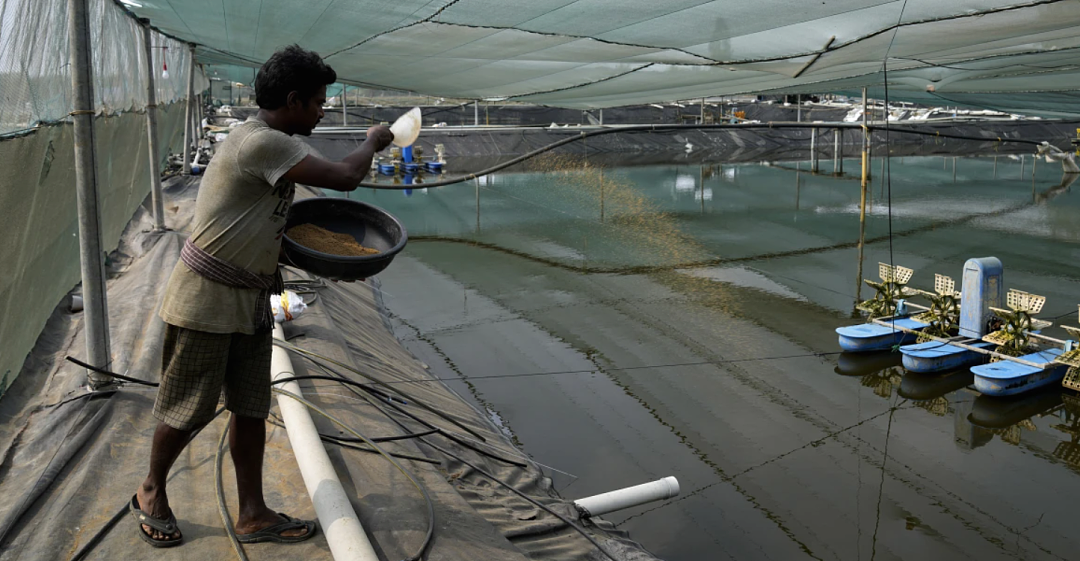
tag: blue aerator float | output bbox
[375,143,445,179]
[837,258,1079,396]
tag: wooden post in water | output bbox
[700,165,705,213]
[857,89,868,310]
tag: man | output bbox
[131,44,394,547]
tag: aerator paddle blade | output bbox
[1007,289,1046,314]
[878,263,914,284]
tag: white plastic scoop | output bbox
[389,107,421,147]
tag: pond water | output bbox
[342,154,1080,561]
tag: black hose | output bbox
[272,342,489,442]
[265,414,441,465]
[274,373,528,468]
[300,363,529,469]
[314,370,619,561]
[65,356,159,387]
[374,393,530,469]
[354,121,1046,190]
[215,415,250,561]
[296,354,622,561]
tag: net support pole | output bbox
[474,100,479,126]
[67,0,112,388]
[810,128,818,172]
[797,94,801,122]
[834,128,842,175]
[182,45,195,175]
[861,88,868,188]
[140,22,166,230]
[342,85,348,127]
[700,97,705,123]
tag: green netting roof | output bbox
[124,0,1080,111]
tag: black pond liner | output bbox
[283,198,408,281]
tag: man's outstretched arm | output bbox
[283,126,394,191]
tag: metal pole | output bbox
[474,100,479,126]
[1020,155,1025,179]
[182,44,195,175]
[342,85,347,127]
[140,22,165,230]
[810,128,818,172]
[834,128,842,175]
[475,177,480,232]
[599,109,603,126]
[68,0,111,387]
[194,93,202,143]
[700,97,705,123]
[952,157,957,182]
[796,94,801,122]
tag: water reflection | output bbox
[898,369,973,402]
[836,351,1080,463]
[834,351,902,376]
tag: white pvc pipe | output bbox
[573,476,680,517]
[272,324,379,561]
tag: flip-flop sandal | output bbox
[236,512,317,544]
[129,494,184,548]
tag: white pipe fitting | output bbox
[272,324,379,561]
[573,476,680,517]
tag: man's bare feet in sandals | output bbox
[236,508,316,543]
[131,484,182,547]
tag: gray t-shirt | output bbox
[160,118,307,334]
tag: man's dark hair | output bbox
[255,45,336,110]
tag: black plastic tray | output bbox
[282,198,407,281]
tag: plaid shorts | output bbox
[153,324,272,430]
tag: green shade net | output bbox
[119,0,1080,115]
